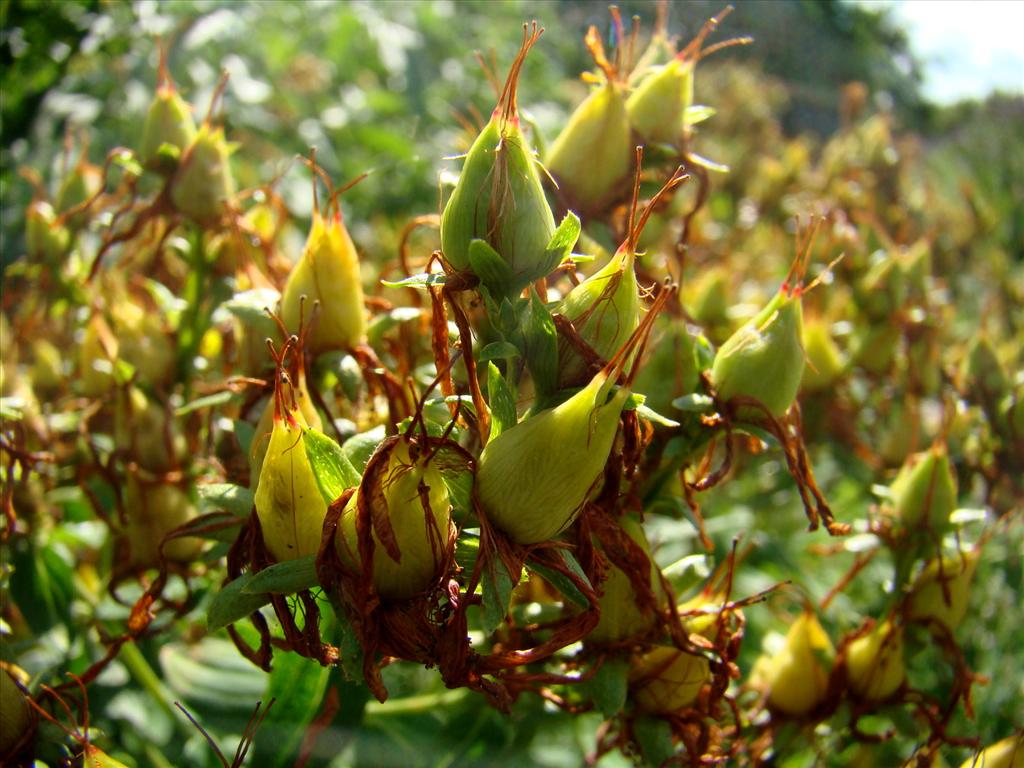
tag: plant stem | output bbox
[119,639,194,741]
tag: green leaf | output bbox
[222,288,281,325]
[380,272,448,289]
[207,574,271,633]
[175,390,235,416]
[684,104,716,126]
[9,539,74,634]
[481,556,516,635]
[468,238,514,296]
[633,716,676,767]
[243,555,319,595]
[252,649,333,768]
[585,657,629,719]
[671,393,715,412]
[304,427,361,504]
[478,341,520,362]
[112,148,144,177]
[486,362,517,441]
[527,549,593,609]
[687,151,730,173]
[542,211,581,275]
[636,403,680,428]
[522,289,558,397]
[197,483,254,517]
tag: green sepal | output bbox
[304,427,362,504]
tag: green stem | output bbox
[119,640,194,741]
[364,688,468,716]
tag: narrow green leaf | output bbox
[175,390,235,416]
[542,211,581,274]
[468,238,514,295]
[671,393,715,412]
[207,574,271,633]
[636,403,680,428]
[478,341,520,362]
[197,483,254,517]
[687,151,730,173]
[243,555,319,595]
[486,362,517,441]
[304,427,361,504]
[522,289,558,397]
[633,716,676,767]
[381,272,448,289]
[481,557,516,635]
[586,657,630,718]
[684,104,716,126]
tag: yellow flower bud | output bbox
[629,646,710,714]
[280,212,367,353]
[958,733,1024,768]
[759,612,835,717]
[335,438,452,600]
[907,550,978,632]
[844,619,905,702]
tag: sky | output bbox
[854,0,1024,103]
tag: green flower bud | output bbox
[113,300,176,387]
[26,200,70,262]
[171,123,235,223]
[115,386,184,473]
[556,161,684,388]
[335,437,453,600]
[629,645,710,714]
[758,611,835,717]
[280,211,367,353]
[78,315,117,398]
[801,316,846,393]
[684,266,730,329]
[124,476,203,568]
[907,550,978,632]
[891,444,957,532]
[140,57,196,173]
[856,255,905,321]
[30,338,64,395]
[477,368,630,544]
[546,26,632,215]
[627,56,693,145]
[589,516,663,644]
[844,619,905,702]
[254,404,327,562]
[711,287,804,419]
[851,323,900,375]
[961,337,1009,400]
[440,24,556,291]
[56,158,102,230]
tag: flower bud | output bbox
[627,57,694,146]
[546,26,631,215]
[961,337,1009,400]
[140,61,197,174]
[113,300,176,387]
[476,367,630,544]
[957,733,1024,768]
[844,619,905,702]
[30,338,64,395]
[250,366,322,487]
[891,444,957,532]
[0,667,32,757]
[851,324,900,375]
[170,124,235,223]
[254,403,327,562]
[589,516,663,644]
[801,316,845,393]
[758,611,835,717]
[78,315,118,398]
[711,286,804,419]
[440,24,556,291]
[856,255,905,322]
[280,211,367,354]
[907,550,978,632]
[115,386,184,473]
[26,200,70,263]
[56,158,102,231]
[124,476,203,568]
[629,646,710,714]
[335,437,453,600]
